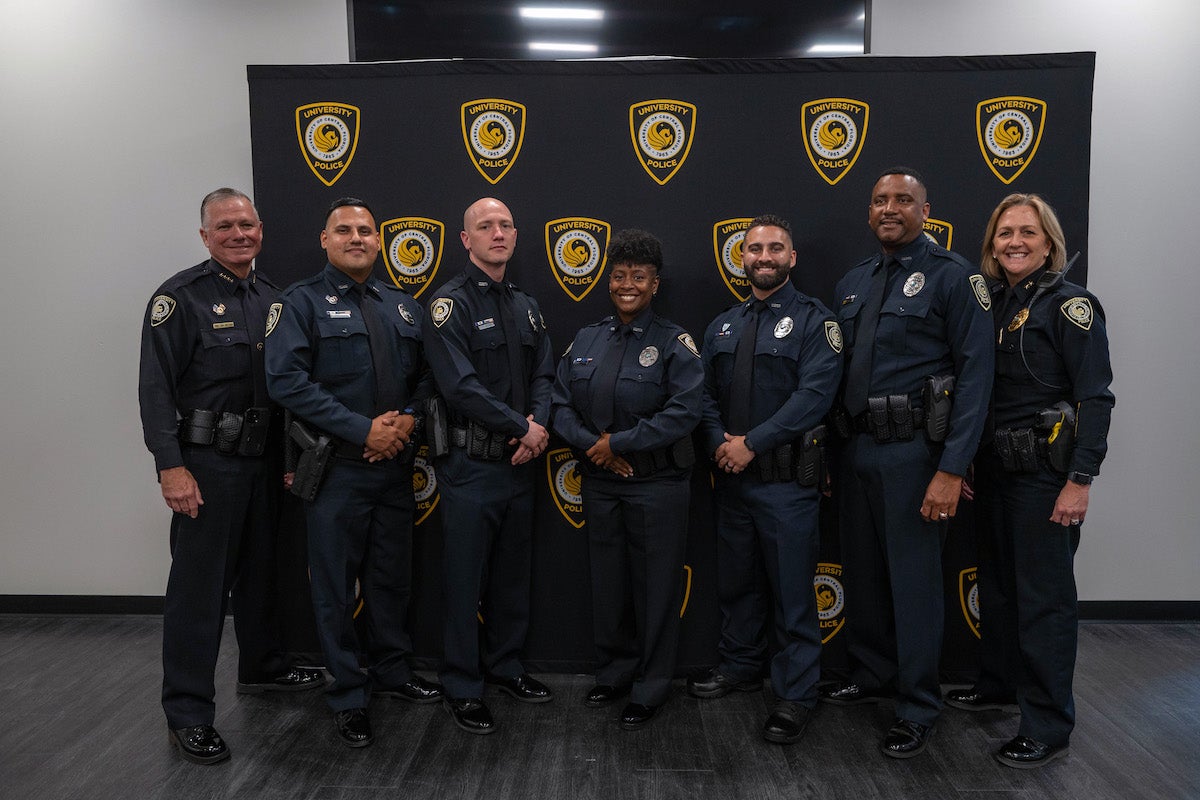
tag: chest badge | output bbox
[212,303,226,315]
[903,272,926,297]
[1007,308,1029,332]
[326,295,339,305]
[398,304,415,325]
[639,345,659,367]
[773,316,794,338]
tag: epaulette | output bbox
[156,261,212,293]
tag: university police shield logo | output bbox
[412,445,439,526]
[713,218,753,301]
[461,98,526,184]
[545,217,611,302]
[815,562,846,643]
[629,100,697,186]
[381,217,444,299]
[958,566,981,639]
[977,96,1047,184]
[295,102,360,187]
[801,98,869,186]
[547,448,585,529]
[923,217,954,249]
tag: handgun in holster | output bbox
[1037,400,1077,473]
[288,418,333,502]
[796,425,828,488]
[922,375,955,443]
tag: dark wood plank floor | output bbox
[1,616,1196,799]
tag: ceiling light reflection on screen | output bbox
[528,41,600,53]
[519,7,604,21]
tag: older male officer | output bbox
[688,215,842,745]
[820,167,993,759]
[422,197,555,735]
[139,188,323,765]
[266,198,441,749]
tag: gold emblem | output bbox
[212,303,226,316]
[922,218,954,250]
[295,102,360,187]
[547,448,585,529]
[629,99,697,185]
[825,320,843,353]
[265,302,282,337]
[976,96,1047,184]
[545,217,611,301]
[903,272,926,297]
[800,98,869,186]
[1007,307,1029,332]
[381,217,444,299]
[431,297,453,328]
[677,332,700,358]
[1061,297,1093,330]
[413,445,440,526]
[149,295,176,327]
[958,566,981,639]
[461,98,526,184]
[815,562,846,643]
[969,274,992,311]
[712,218,753,301]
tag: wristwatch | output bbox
[1066,471,1093,485]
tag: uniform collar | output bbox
[208,259,251,295]
[606,306,655,339]
[742,280,796,317]
[322,262,379,298]
[1009,265,1049,306]
[875,235,929,274]
[465,263,515,295]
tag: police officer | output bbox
[422,197,555,735]
[821,168,994,758]
[265,198,441,749]
[550,229,703,729]
[139,188,323,765]
[948,193,1113,768]
[687,215,842,745]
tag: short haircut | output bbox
[747,214,793,242]
[325,197,373,226]
[876,165,927,190]
[200,188,255,227]
[607,228,663,272]
[979,193,1068,280]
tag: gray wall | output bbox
[0,1,1193,601]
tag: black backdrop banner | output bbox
[249,53,1095,678]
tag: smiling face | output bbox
[321,205,380,281]
[868,173,929,252]
[992,204,1051,286]
[741,224,795,297]
[608,261,659,324]
[460,197,517,275]
[199,196,262,276]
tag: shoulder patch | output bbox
[1061,297,1093,330]
[677,332,700,358]
[824,320,843,354]
[150,295,176,327]
[431,297,453,328]
[265,303,282,337]
[969,274,992,311]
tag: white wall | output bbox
[1,1,1194,601]
[872,0,1200,599]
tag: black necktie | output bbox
[496,285,528,415]
[355,282,402,412]
[590,324,630,432]
[728,301,765,435]
[844,257,892,416]
[238,280,267,408]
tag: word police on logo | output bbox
[629,100,697,185]
[545,217,611,302]
[712,218,753,301]
[976,96,1047,184]
[295,102,360,186]
[801,98,869,186]
[546,448,585,529]
[381,216,444,299]
[461,98,527,184]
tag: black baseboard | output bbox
[1,596,1197,622]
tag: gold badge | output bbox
[413,445,440,526]
[629,99,697,185]
[825,320,843,354]
[545,217,611,302]
[922,218,954,250]
[1061,297,1093,330]
[969,274,992,311]
[547,448,585,529]
[677,332,700,358]
[976,95,1047,185]
[712,218,753,301]
[1007,307,1029,332]
[149,295,176,327]
[431,297,453,328]
[800,98,869,186]
[903,272,926,297]
[815,562,846,643]
[381,217,444,299]
[265,302,282,337]
[958,566,981,639]
[461,98,526,184]
[295,102,360,187]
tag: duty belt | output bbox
[851,395,925,443]
[450,421,512,462]
[623,436,695,478]
[178,407,270,457]
[992,428,1046,473]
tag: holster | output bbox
[288,419,333,501]
[826,403,852,440]
[922,375,955,443]
[236,406,271,457]
[1037,400,1077,473]
[796,425,828,488]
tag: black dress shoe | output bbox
[236,666,325,694]
[487,673,553,703]
[995,735,1069,769]
[444,697,496,735]
[333,708,373,748]
[686,668,762,699]
[880,718,934,758]
[585,684,632,707]
[620,702,658,730]
[168,724,230,765]
[762,701,811,745]
[374,675,444,704]
[944,687,1016,711]
[818,681,889,706]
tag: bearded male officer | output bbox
[139,188,323,765]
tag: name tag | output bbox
[327,310,352,319]
[212,321,234,329]
[475,317,496,330]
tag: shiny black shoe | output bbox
[762,701,811,745]
[374,675,444,704]
[686,668,762,699]
[444,697,496,735]
[487,673,553,704]
[995,735,1069,769]
[333,708,373,748]
[944,687,1017,711]
[585,684,631,707]
[818,681,889,706]
[620,702,658,730]
[167,724,230,765]
[236,666,325,694]
[880,718,934,759]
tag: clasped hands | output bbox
[363,410,416,462]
